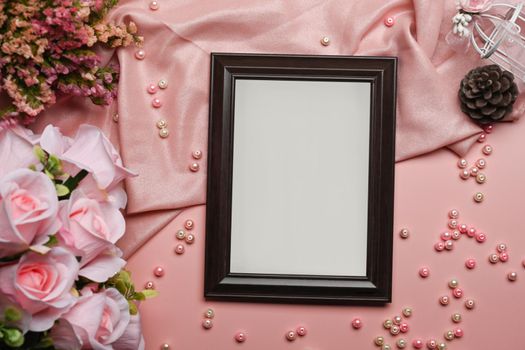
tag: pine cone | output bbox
[459,64,519,124]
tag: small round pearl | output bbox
[452,313,462,323]
[444,330,455,341]
[185,233,195,244]
[426,339,437,349]
[174,244,185,255]
[454,328,464,338]
[235,332,246,343]
[156,119,167,129]
[448,220,458,229]
[477,133,486,143]
[467,227,476,238]
[419,267,430,278]
[469,167,479,176]
[390,325,400,335]
[444,240,454,250]
[457,224,467,234]
[384,16,395,27]
[459,170,470,179]
[441,232,451,241]
[448,279,459,289]
[499,252,509,262]
[192,150,203,159]
[205,308,215,319]
[383,319,393,329]
[476,173,486,184]
[351,318,363,329]
[296,326,307,336]
[320,36,330,46]
[285,331,296,341]
[465,258,476,269]
[402,307,412,318]
[393,316,402,325]
[465,299,475,309]
[475,232,486,243]
[473,192,484,203]
[399,228,410,239]
[158,79,168,89]
[189,163,200,172]
[451,230,461,240]
[437,342,447,350]
[434,242,445,252]
[508,271,518,281]
[161,344,170,350]
[184,219,194,230]
[482,145,493,155]
[448,209,459,219]
[147,83,158,94]
[452,288,463,298]
[176,229,186,240]
[497,243,507,253]
[383,345,392,350]
[396,338,407,349]
[135,49,146,60]
[476,158,486,169]
[152,98,162,108]
[413,339,424,349]
[483,124,494,133]
[489,253,499,264]
[149,1,159,10]
[159,128,169,138]
[202,319,213,329]
[145,281,155,289]
[457,159,468,169]
[113,113,119,122]
[439,295,450,306]
[399,323,409,333]
[154,266,164,277]
[375,336,385,346]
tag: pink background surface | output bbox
[127,118,525,350]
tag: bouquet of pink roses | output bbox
[0,120,151,349]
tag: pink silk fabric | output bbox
[28,0,524,257]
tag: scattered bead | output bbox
[202,319,213,329]
[113,113,119,122]
[174,244,185,255]
[451,230,461,240]
[474,192,484,203]
[499,252,509,262]
[384,319,393,329]
[465,299,475,309]
[296,326,307,336]
[161,344,170,350]
[459,224,468,234]
[426,339,437,349]
[452,288,463,298]
[467,227,476,237]
[444,330,455,341]
[351,318,363,329]
[152,98,162,108]
[383,345,392,350]
[158,79,168,89]
[460,170,470,179]
[375,336,385,346]
[419,267,430,278]
[384,16,395,27]
[189,163,200,172]
[396,339,407,349]
[192,150,203,160]
[449,209,459,219]
[489,254,499,264]
[156,119,167,129]
[448,220,458,229]
[439,295,450,306]
[149,0,159,10]
[482,145,493,155]
[465,258,476,269]
[476,158,486,169]
[176,229,186,240]
[390,325,400,335]
[235,332,246,343]
[452,313,462,323]
[285,331,296,341]
[402,307,413,318]
[454,328,464,338]
[185,233,195,244]
[476,173,486,184]
[441,232,451,241]
[145,281,155,289]
[159,128,169,138]
[154,266,164,277]
[205,308,215,319]
[497,243,507,253]
[475,232,486,243]
[483,124,494,133]
[444,240,454,250]
[147,83,158,94]
[457,159,468,169]
[412,339,424,349]
[184,219,194,230]
[320,36,330,46]
[437,343,447,350]
[135,49,146,60]
[393,316,402,325]
[448,279,459,289]
[508,271,518,281]
[399,323,409,333]
[469,167,479,176]
[477,133,486,143]
[399,228,410,239]
[434,242,445,252]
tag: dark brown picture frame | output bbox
[205,53,397,305]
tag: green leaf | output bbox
[128,301,138,315]
[2,328,24,347]
[4,307,22,322]
[133,292,146,301]
[47,155,63,175]
[44,235,58,248]
[55,184,70,197]
[33,146,48,164]
[140,289,158,299]
[44,169,54,180]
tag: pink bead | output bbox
[135,49,146,60]
[448,220,458,229]
[439,295,450,306]
[476,158,486,169]
[457,159,468,169]
[434,242,445,252]
[449,209,460,219]
[147,83,157,94]
[185,233,195,244]
[465,258,476,269]
[426,339,437,349]
[484,124,494,133]
[202,319,213,329]
[399,323,409,333]
[145,281,155,289]
[285,331,296,341]
[482,145,493,155]
[149,0,159,10]
[454,328,464,338]
[470,167,479,176]
[467,227,476,237]
[384,16,395,27]
[189,163,200,172]
[413,339,424,349]
[152,98,162,108]
[419,267,430,278]
[174,244,185,255]
[296,326,307,336]
[497,243,507,253]
[154,266,164,277]
[235,332,246,343]
[459,224,468,234]
[192,150,203,159]
[460,170,470,179]
[444,240,454,250]
[351,318,362,329]
[451,230,461,240]
[441,232,451,241]
[184,219,194,230]
[477,133,486,143]
[453,287,463,298]
[475,232,486,243]
[500,252,509,262]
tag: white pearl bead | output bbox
[149,1,159,10]
[176,230,186,240]
[161,343,170,350]
[158,79,168,89]
[399,228,409,239]
[321,36,330,46]
[159,128,169,138]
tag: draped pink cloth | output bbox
[28,0,524,257]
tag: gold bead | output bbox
[205,308,215,319]
[444,330,455,341]
[383,319,393,329]
[375,336,385,346]
[474,192,484,203]
[175,230,186,240]
[476,173,486,184]
[321,36,330,46]
[161,344,170,350]
[451,313,462,323]
[156,119,167,129]
[159,128,169,138]
[402,307,412,317]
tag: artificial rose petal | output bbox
[79,252,126,282]
[0,125,38,179]
[49,318,83,350]
[113,315,145,350]
[39,125,73,157]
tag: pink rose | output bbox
[57,288,131,350]
[460,0,492,13]
[61,125,136,190]
[58,190,125,282]
[39,125,73,158]
[0,125,38,179]
[0,169,60,257]
[0,248,79,331]
[113,314,145,350]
